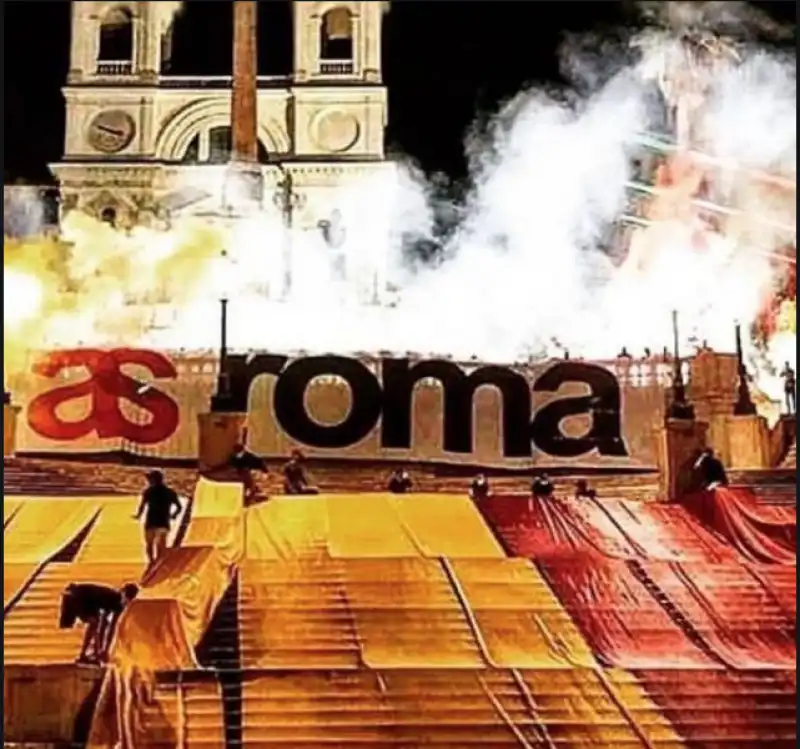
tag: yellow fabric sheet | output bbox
[519,669,660,748]
[4,562,143,665]
[239,559,361,670]
[346,557,487,668]
[241,671,530,745]
[111,546,231,671]
[239,558,486,669]
[448,558,597,669]
[183,478,245,565]
[87,672,225,749]
[606,669,689,748]
[73,497,144,564]
[111,599,197,672]
[3,563,35,611]
[191,477,244,517]
[4,498,100,562]
[394,494,506,559]
[4,498,22,527]
[3,499,101,610]
[245,493,506,560]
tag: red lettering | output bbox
[27,348,180,445]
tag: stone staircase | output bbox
[238,668,653,748]
[627,669,797,749]
[3,458,199,497]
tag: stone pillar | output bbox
[724,414,770,470]
[197,412,247,472]
[232,1,258,164]
[227,1,263,206]
[657,418,708,502]
[4,401,21,459]
[689,351,738,462]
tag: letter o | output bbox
[273,356,382,448]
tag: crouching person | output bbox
[60,582,139,665]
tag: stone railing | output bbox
[95,60,133,76]
[319,60,355,76]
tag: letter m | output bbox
[381,358,531,457]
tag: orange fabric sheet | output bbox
[683,488,796,565]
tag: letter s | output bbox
[94,348,180,444]
[27,348,180,445]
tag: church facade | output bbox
[51,1,392,229]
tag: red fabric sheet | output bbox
[644,561,796,669]
[599,499,738,563]
[479,494,636,559]
[633,669,797,748]
[682,488,796,565]
[538,554,714,668]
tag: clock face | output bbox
[87,110,136,154]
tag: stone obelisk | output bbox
[227,0,263,205]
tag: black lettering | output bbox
[274,356,382,448]
[531,361,627,458]
[381,358,531,456]
[223,353,288,412]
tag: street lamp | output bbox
[733,321,757,416]
[272,164,306,298]
[667,310,696,420]
[210,250,235,412]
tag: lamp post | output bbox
[211,251,234,412]
[733,321,757,416]
[667,310,695,420]
[272,164,305,298]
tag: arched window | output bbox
[181,134,200,163]
[100,207,118,227]
[320,8,353,61]
[98,6,134,62]
[181,127,269,164]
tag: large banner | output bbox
[8,348,671,469]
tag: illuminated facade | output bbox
[51,1,391,229]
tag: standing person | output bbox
[694,448,729,490]
[469,473,491,502]
[59,582,139,665]
[133,470,182,566]
[282,450,319,495]
[781,362,796,415]
[387,467,413,494]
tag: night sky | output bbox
[3,1,795,184]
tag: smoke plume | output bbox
[3,1,796,399]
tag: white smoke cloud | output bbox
[4,2,796,398]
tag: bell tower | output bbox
[293,1,386,84]
[290,1,388,160]
[66,1,179,85]
[52,1,392,232]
